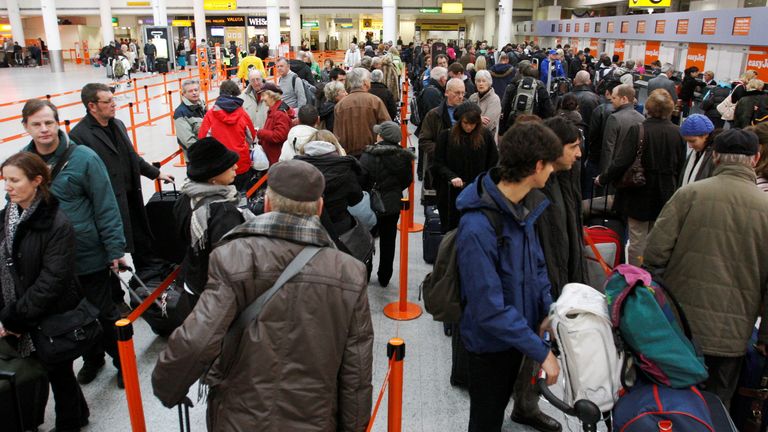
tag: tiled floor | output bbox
[0,64,603,432]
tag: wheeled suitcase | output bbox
[583,226,622,291]
[117,265,191,337]
[0,340,49,432]
[155,57,169,73]
[730,327,768,432]
[422,205,443,264]
[145,180,185,264]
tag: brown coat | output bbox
[152,213,373,432]
[334,89,391,156]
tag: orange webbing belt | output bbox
[583,227,613,276]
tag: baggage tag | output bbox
[160,291,169,318]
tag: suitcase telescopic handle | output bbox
[537,370,602,432]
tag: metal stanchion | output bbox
[167,90,176,136]
[143,85,154,125]
[397,74,423,233]
[116,319,147,432]
[162,73,169,105]
[133,78,141,113]
[383,198,422,321]
[128,102,143,155]
[387,338,406,432]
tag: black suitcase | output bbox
[117,265,191,337]
[145,181,185,264]
[155,58,169,73]
[450,323,470,388]
[0,340,49,432]
[422,205,443,264]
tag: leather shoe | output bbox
[117,371,125,389]
[76,360,104,384]
[511,411,562,432]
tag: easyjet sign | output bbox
[685,43,707,70]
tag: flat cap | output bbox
[268,160,325,202]
[714,129,759,156]
[259,82,282,94]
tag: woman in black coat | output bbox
[597,89,686,266]
[360,122,416,287]
[680,67,705,118]
[174,138,244,301]
[432,102,499,232]
[0,152,88,431]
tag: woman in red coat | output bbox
[256,83,292,166]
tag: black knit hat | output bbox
[453,101,482,122]
[714,129,759,156]
[187,137,240,182]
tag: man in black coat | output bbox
[143,41,157,72]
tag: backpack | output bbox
[512,77,538,116]
[550,283,624,412]
[751,97,768,126]
[612,382,715,432]
[292,74,317,107]
[605,264,709,389]
[409,90,423,126]
[595,72,620,97]
[114,59,125,78]
[421,209,503,323]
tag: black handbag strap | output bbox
[636,123,645,157]
[50,143,76,181]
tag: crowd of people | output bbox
[1,35,768,432]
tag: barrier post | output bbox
[398,74,422,233]
[116,319,147,432]
[167,91,176,136]
[383,198,422,321]
[143,85,154,125]
[387,338,405,432]
[273,65,278,83]
[133,79,141,113]
[128,102,144,155]
[64,119,71,134]
[162,73,169,105]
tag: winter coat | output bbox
[468,89,501,136]
[333,89,391,156]
[257,102,292,166]
[368,82,398,120]
[571,85,600,139]
[647,74,679,103]
[23,133,125,275]
[587,103,614,164]
[240,85,269,129]
[644,164,768,357]
[381,56,401,104]
[418,101,454,187]
[236,55,266,80]
[680,75,704,103]
[279,125,317,162]
[198,95,256,175]
[294,153,364,235]
[600,118,686,221]
[420,79,446,119]
[432,127,499,231]
[734,91,768,129]
[344,49,361,68]
[490,63,516,99]
[536,167,587,299]
[679,146,715,187]
[539,58,565,83]
[700,85,731,125]
[0,197,80,333]
[69,114,159,253]
[319,101,337,132]
[456,169,553,363]
[174,96,207,154]
[173,194,244,295]
[599,103,645,173]
[152,212,373,431]
[289,59,316,85]
[359,141,415,215]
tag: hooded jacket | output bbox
[198,95,256,175]
[490,63,516,99]
[174,95,207,154]
[279,124,318,162]
[456,169,552,363]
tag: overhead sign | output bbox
[441,3,462,13]
[126,1,150,6]
[747,46,768,77]
[204,0,236,11]
[302,20,319,28]
[419,8,440,13]
[247,16,268,27]
[701,18,717,35]
[172,20,192,27]
[733,17,750,36]
[205,16,244,25]
[676,19,689,35]
[655,19,666,34]
[420,23,459,31]
[629,0,671,7]
[637,20,646,34]
[112,17,119,24]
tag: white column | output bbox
[99,0,115,46]
[289,0,301,52]
[484,0,496,46]
[152,0,168,26]
[6,0,25,47]
[382,0,397,45]
[497,0,512,49]
[266,0,281,56]
[41,0,64,72]
[193,0,207,44]
[318,15,328,50]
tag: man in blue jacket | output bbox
[21,99,128,388]
[456,121,562,432]
[540,49,566,88]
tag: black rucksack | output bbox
[752,97,768,126]
[513,77,539,116]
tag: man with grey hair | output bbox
[334,67,391,156]
[420,66,449,125]
[277,57,307,108]
[241,68,269,128]
[153,159,374,429]
[371,56,382,70]
[418,78,466,191]
[644,128,768,407]
[648,62,679,104]
[369,68,398,119]
[174,79,207,155]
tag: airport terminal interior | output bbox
[0,0,767,430]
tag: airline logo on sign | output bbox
[629,0,671,7]
[688,54,706,63]
[748,59,768,69]
[646,49,659,58]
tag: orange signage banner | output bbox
[637,20,646,34]
[614,40,625,62]
[701,18,717,35]
[733,17,751,36]
[571,38,580,49]
[655,20,666,34]
[677,19,689,35]
[645,41,661,66]
[584,22,591,32]
[686,43,707,70]
[607,22,615,33]
[575,23,580,32]
[747,46,768,77]
[590,38,599,52]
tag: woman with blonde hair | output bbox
[475,55,487,72]
[734,78,766,129]
[731,70,758,104]
[303,130,347,156]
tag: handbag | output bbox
[348,191,377,231]
[617,124,646,189]
[338,217,375,265]
[369,185,386,215]
[29,298,102,365]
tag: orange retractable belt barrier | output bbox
[365,338,407,432]
[383,198,422,321]
[398,70,422,234]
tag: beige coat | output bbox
[469,89,501,137]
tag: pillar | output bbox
[266,0,281,57]
[484,0,496,46]
[497,0,512,49]
[99,0,115,46]
[152,0,168,26]
[40,0,64,72]
[6,0,25,47]
[318,15,328,50]
[289,0,301,52]
[193,0,207,44]
[615,3,627,15]
[382,0,397,45]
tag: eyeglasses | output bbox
[96,99,115,105]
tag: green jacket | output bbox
[644,164,768,356]
[24,132,126,275]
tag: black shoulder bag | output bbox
[617,123,647,189]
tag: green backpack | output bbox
[114,59,125,78]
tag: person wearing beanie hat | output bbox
[174,137,244,300]
[644,126,768,408]
[433,100,499,232]
[361,121,417,286]
[680,114,718,187]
